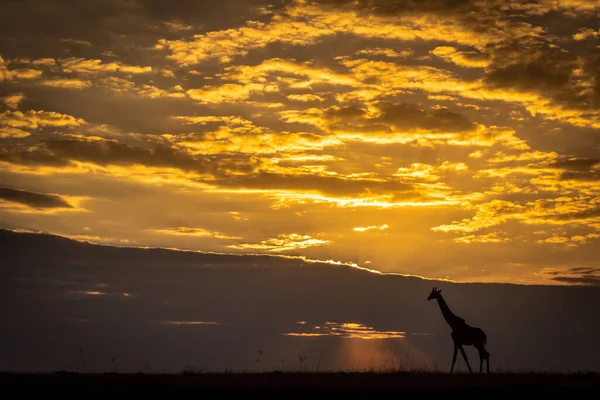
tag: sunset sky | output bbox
[1,0,599,285]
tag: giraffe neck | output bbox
[436,296,461,328]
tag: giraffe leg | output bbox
[476,346,486,373]
[450,345,458,373]
[458,345,472,373]
[486,354,490,373]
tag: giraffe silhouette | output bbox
[427,287,490,373]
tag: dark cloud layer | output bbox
[377,103,475,132]
[309,0,486,15]
[1,139,260,177]
[0,187,72,209]
[551,157,600,181]
[0,0,277,59]
[2,229,599,373]
[324,102,476,133]
[546,267,600,286]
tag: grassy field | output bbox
[1,371,599,394]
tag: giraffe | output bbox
[427,287,490,373]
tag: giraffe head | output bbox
[427,287,442,301]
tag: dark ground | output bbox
[1,371,599,394]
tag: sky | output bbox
[1,0,600,286]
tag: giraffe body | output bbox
[427,287,490,373]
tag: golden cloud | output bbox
[287,93,325,102]
[573,28,599,41]
[187,83,264,103]
[41,78,92,89]
[0,61,43,81]
[453,232,511,244]
[0,110,85,129]
[2,93,25,109]
[60,57,152,75]
[0,127,30,139]
[356,48,414,58]
[220,58,359,89]
[228,233,330,252]
[353,224,389,232]
[394,161,468,182]
[430,46,490,68]
[282,321,405,340]
[155,2,526,67]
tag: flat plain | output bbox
[1,371,599,394]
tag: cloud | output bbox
[431,200,524,233]
[220,58,359,88]
[1,56,42,81]
[40,78,92,89]
[59,58,152,75]
[0,187,73,209]
[187,83,262,103]
[544,267,600,286]
[159,320,220,326]
[150,227,242,240]
[1,0,599,290]
[206,172,415,198]
[484,50,585,107]
[287,93,325,102]
[356,48,414,58]
[537,233,600,247]
[0,145,68,167]
[60,38,93,46]
[431,46,490,68]
[375,103,476,132]
[155,1,510,67]
[1,93,24,109]
[393,161,468,182]
[0,110,85,129]
[228,233,330,252]
[0,127,30,139]
[40,138,239,175]
[353,224,389,232]
[453,232,511,244]
[573,28,599,41]
[281,321,406,339]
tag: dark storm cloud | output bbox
[0,187,72,209]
